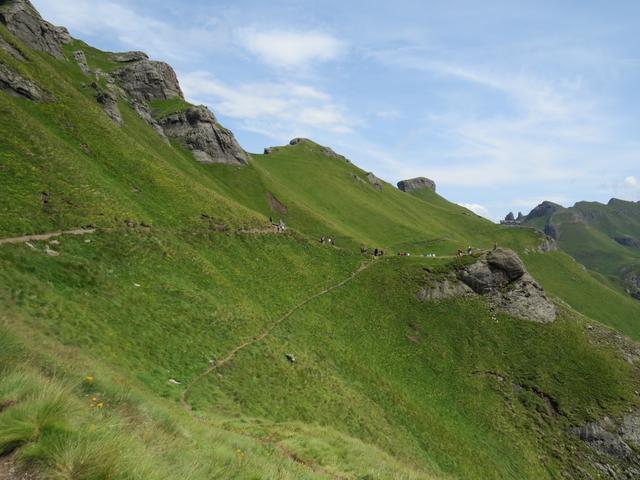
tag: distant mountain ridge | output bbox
[504,198,640,299]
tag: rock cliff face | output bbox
[397,177,436,193]
[113,57,183,102]
[572,413,640,479]
[417,248,556,323]
[0,62,52,101]
[159,106,249,165]
[0,0,249,164]
[0,0,70,58]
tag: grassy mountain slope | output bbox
[2,13,640,480]
[521,199,640,298]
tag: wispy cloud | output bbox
[180,71,357,140]
[457,203,490,219]
[34,0,225,61]
[237,28,345,68]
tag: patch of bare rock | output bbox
[417,247,557,323]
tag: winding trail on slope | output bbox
[180,258,377,411]
[0,228,97,245]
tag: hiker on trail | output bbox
[467,246,472,255]
[457,249,463,257]
[374,248,379,256]
[320,236,325,244]
[269,216,273,224]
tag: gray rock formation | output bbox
[526,201,564,220]
[418,248,556,323]
[0,34,25,59]
[0,0,70,58]
[109,51,149,63]
[505,212,515,222]
[572,413,640,478]
[0,63,52,101]
[397,177,436,193]
[129,100,167,140]
[417,279,474,302]
[615,236,639,248]
[159,106,249,165]
[366,172,383,190]
[73,50,91,75]
[95,88,122,126]
[114,59,183,102]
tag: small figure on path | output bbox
[285,353,296,363]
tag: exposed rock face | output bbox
[73,50,91,75]
[397,177,436,193]
[95,89,122,126]
[418,248,556,323]
[0,0,70,58]
[0,62,52,101]
[417,279,474,301]
[114,59,183,102]
[130,100,167,140]
[0,34,25,59]
[526,201,564,220]
[505,212,515,222]
[537,236,558,253]
[109,51,149,63]
[615,236,639,248]
[159,106,249,165]
[572,413,640,478]
[366,172,383,190]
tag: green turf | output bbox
[2,20,640,480]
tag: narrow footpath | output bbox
[180,258,376,411]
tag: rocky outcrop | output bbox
[0,34,25,60]
[572,413,640,479]
[525,201,564,220]
[418,248,556,323]
[73,50,90,75]
[397,177,436,193]
[615,236,639,248]
[0,0,70,58]
[129,100,167,140]
[95,89,122,126]
[109,51,149,63]
[366,172,383,190]
[0,62,52,101]
[114,59,183,102]
[159,106,249,165]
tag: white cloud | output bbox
[623,175,638,187]
[180,71,357,139]
[237,28,345,68]
[34,0,225,61]
[457,203,490,219]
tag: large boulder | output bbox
[114,59,183,102]
[0,0,70,58]
[159,106,249,165]
[487,247,526,281]
[419,248,556,323]
[397,177,436,193]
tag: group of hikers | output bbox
[360,246,385,256]
[457,246,474,257]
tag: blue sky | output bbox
[34,0,640,220]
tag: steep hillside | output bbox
[515,199,640,300]
[3,2,640,479]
